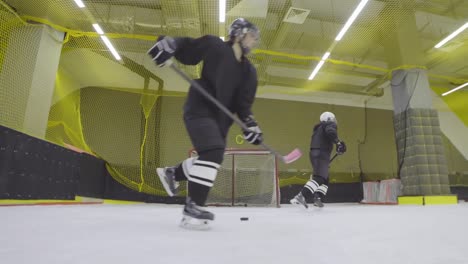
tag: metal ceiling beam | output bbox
[261,75,378,96]
[86,0,162,10]
[250,56,383,79]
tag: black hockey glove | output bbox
[147,36,177,67]
[336,141,347,155]
[242,116,263,145]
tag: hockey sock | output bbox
[187,148,224,206]
[312,175,328,186]
[174,157,197,181]
[301,179,319,199]
[174,165,186,181]
[301,174,328,199]
[188,181,211,206]
[315,184,328,198]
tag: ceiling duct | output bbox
[283,7,310,24]
[89,3,165,34]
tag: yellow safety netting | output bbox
[1,0,466,195]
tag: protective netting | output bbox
[0,0,467,196]
[0,6,38,132]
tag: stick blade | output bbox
[282,148,302,164]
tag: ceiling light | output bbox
[219,0,226,23]
[335,0,369,41]
[100,36,121,61]
[321,52,330,60]
[92,24,104,35]
[434,22,468,49]
[308,60,326,80]
[73,0,85,8]
[442,82,468,96]
[308,52,331,80]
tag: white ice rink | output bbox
[1,202,467,264]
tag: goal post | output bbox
[189,148,280,207]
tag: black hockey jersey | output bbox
[173,35,257,127]
[310,121,339,159]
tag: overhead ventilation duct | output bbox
[227,0,268,19]
[283,7,310,24]
[88,3,165,34]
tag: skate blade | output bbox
[290,198,308,209]
[313,203,324,208]
[180,216,212,231]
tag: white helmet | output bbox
[320,111,336,123]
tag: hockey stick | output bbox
[327,153,340,169]
[167,60,302,164]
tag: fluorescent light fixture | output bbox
[92,24,104,35]
[73,0,85,8]
[442,82,468,96]
[335,0,369,41]
[100,36,121,61]
[321,52,331,60]
[434,22,468,49]
[308,52,331,80]
[308,60,325,80]
[220,36,225,41]
[219,0,226,23]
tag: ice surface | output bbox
[1,202,467,264]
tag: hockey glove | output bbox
[336,141,347,155]
[147,36,177,67]
[242,116,263,145]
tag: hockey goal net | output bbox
[189,148,280,207]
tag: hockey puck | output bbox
[240,217,249,221]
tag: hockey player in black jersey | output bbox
[290,112,346,208]
[147,18,262,229]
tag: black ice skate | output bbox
[313,195,324,208]
[290,192,308,209]
[156,167,179,197]
[180,198,215,230]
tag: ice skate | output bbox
[156,167,180,197]
[290,192,308,209]
[179,198,214,230]
[313,196,324,208]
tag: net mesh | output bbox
[362,179,402,204]
[194,150,279,207]
[0,0,467,196]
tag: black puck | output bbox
[240,217,249,221]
